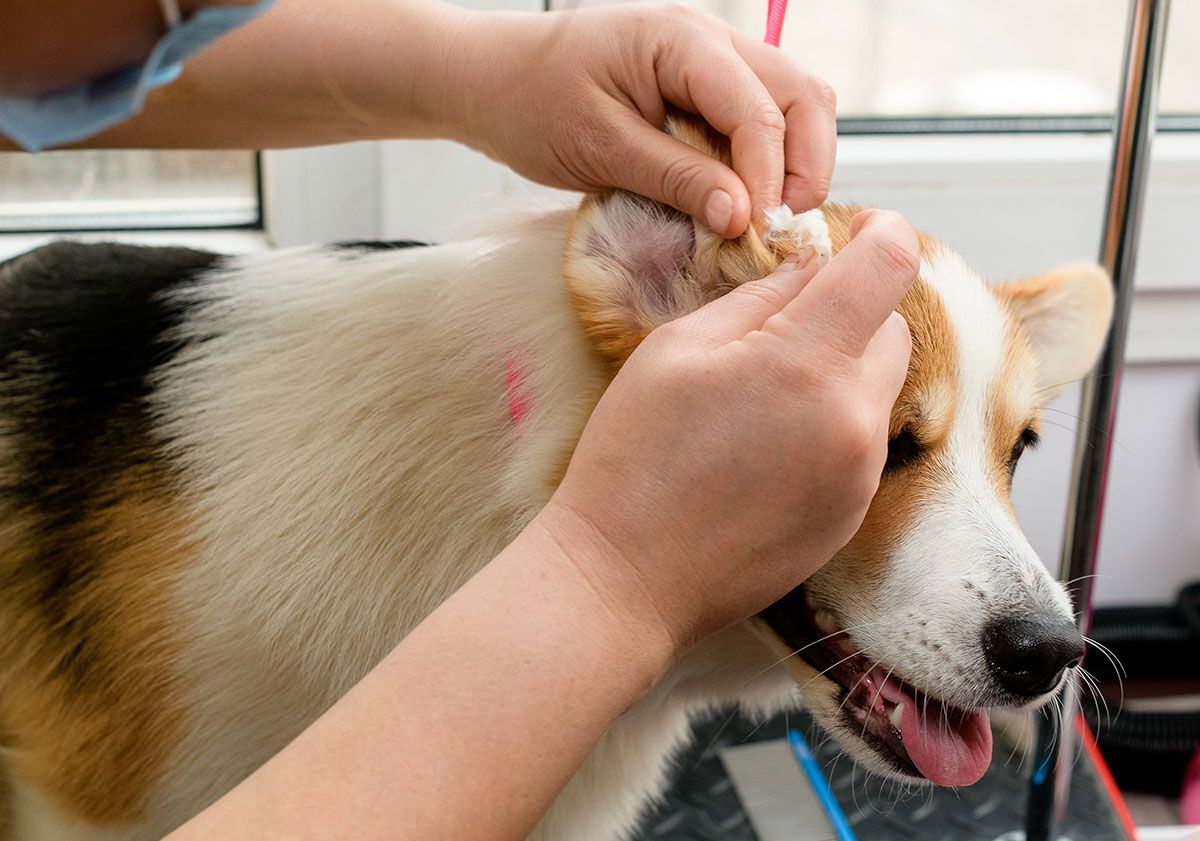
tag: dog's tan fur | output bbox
[0,466,188,831]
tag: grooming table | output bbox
[632,710,1135,841]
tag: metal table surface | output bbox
[633,710,1132,841]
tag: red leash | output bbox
[764,0,788,46]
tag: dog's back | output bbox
[0,214,613,839]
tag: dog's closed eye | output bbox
[885,427,922,472]
[1007,427,1039,477]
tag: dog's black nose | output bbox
[983,614,1085,697]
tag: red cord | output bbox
[1078,714,1140,840]
[764,0,788,46]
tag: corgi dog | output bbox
[0,118,1112,841]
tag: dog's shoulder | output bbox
[1,240,222,315]
[0,240,225,476]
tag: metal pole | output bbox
[1024,1,1172,839]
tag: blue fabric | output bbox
[0,0,275,152]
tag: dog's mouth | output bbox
[761,587,993,787]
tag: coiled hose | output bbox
[1085,582,1200,791]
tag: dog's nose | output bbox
[983,614,1085,697]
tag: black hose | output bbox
[1084,582,1200,755]
[1085,709,1200,753]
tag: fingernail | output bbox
[705,189,733,234]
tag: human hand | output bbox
[537,210,919,652]
[443,4,836,238]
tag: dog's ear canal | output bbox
[995,263,1115,402]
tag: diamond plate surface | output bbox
[631,710,1131,841]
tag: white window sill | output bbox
[0,228,271,263]
[0,197,258,233]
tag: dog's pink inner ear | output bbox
[581,196,695,318]
[586,225,693,311]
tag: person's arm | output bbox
[168,511,674,841]
[26,0,470,150]
[0,0,837,236]
[0,0,259,97]
[164,209,919,841]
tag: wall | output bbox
[1016,368,1200,606]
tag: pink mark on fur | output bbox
[505,356,532,427]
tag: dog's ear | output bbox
[563,114,830,367]
[994,264,1114,401]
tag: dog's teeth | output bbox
[815,610,836,634]
[889,703,905,730]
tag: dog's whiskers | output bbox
[739,714,771,744]
[1039,403,1132,455]
[859,665,895,743]
[1063,573,1107,589]
[791,647,872,697]
[1078,667,1113,728]
[833,658,884,721]
[1082,634,1127,679]
[735,621,873,693]
[692,622,875,768]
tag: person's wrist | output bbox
[423,8,540,153]
[377,2,465,141]
[526,500,680,683]
[412,6,495,146]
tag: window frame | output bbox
[838,114,1200,136]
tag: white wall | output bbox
[1015,368,1200,606]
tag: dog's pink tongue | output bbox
[899,697,993,787]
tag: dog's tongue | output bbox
[898,692,993,787]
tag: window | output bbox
[0,150,259,232]
[551,0,1200,131]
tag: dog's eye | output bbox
[885,428,922,472]
[1008,427,1040,476]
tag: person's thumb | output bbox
[602,114,752,238]
[683,247,820,345]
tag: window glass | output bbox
[0,150,259,231]
[551,0,1198,120]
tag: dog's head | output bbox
[563,117,1113,787]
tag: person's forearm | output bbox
[166,505,675,841]
[18,0,482,151]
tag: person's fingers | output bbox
[732,34,837,212]
[768,209,920,356]
[653,41,785,231]
[862,311,914,403]
[685,247,820,345]
[601,112,753,237]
